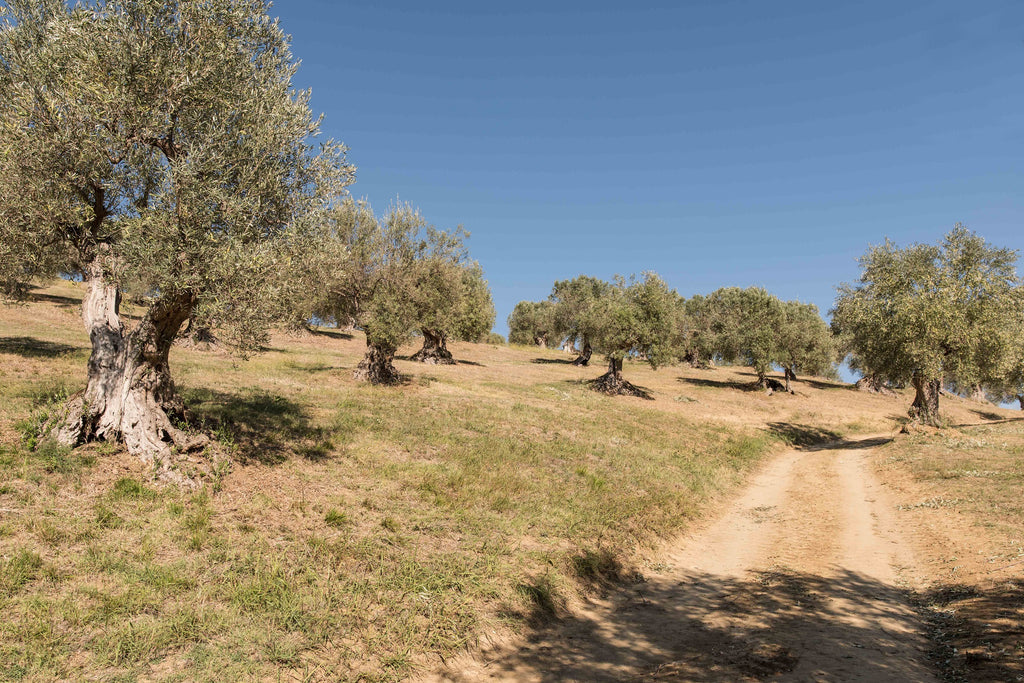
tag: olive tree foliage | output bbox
[507,300,556,347]
[586,273,677,397]
[409,258,495,365]
[549,275,609,366]
[831,226,1020,426]
[0,0,353,468]
[305,199,484,383]
[777,301,837,391]
[676,294,716,368]
[704,287,786,388]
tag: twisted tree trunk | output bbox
[908,371,941,426]
[590,357,648,397]
[784,365,796,393]
[1017,394,1023,411]
[354,342,402,384]
[571,338,592,367]
[54,260,206,469]
[410,329,455,365]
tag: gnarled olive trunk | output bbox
[1017,394,1023,411]
[571,338,592,367]
[410,329,455,365]
[908,371,941,426]
[535,335,547,349]
[54,262,206,468]
[354,341,402,384]
[591,357,648,398]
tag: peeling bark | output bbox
[53,260,207,474]
[908,371,942,426]
[410,329,455,365]
[571,339,593,367]
[590,357,650,398]
[354,342,402,384]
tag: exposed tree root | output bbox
[589,371,652,399]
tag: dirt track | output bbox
[430,434,939,682]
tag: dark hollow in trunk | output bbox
[908,371,942,426]
[590,357,651,398]
[410,329,455,365]
[354,342,402,384]
[571,339,593,367]
[53,261,207,475]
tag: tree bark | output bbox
[354,342,402,384]
[908,371,942,426]
[571,338,592,367]
[410,329,455,365]
[590,357,649,398]
[53,260,206,471]
[784,365,796,393]
[535,335,547,349]
[967,384,989,404]
[1017,394,1023,411]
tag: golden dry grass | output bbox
[0,280,1019,682]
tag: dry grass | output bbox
[1,280,1019,682]
[873,420,1024,682]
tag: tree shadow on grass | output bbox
[25,289,81,308]
[181,387,335,465]
[0,336,84,359]
[311,328,354,341]
[766,422,843,448]
[971,408,1006,422]
[914,580,1024,683]
[456,359,485,367]
[677,375,754,391]
[481,567,951,683]
[532,357,576,365]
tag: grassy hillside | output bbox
[0,280,1014,682]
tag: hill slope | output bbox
[0,280,1019,681]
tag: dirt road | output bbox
[431,434,939,682]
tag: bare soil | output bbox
[425,433,942,682]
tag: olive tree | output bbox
[550,275,609,366]
[777,301,836,391]
[507,300,556,347]
[312,199,479,383]
[410,258,495,364]
[831,226,1020,425]
[587,273,677,397]
[0,0,353,467]
[705,287,787,389]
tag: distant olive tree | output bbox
[676,294,716,369]
[0,0,353,469]
[587,273,677,397]
[508,300,556,347]
[311,199,481,384]
[705,287,787,389]
[777,301,837,391]
[832,226,1020,426]
[411,260,495,364]
[550,275,610,366]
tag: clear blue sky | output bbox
[278,1,1024,336]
